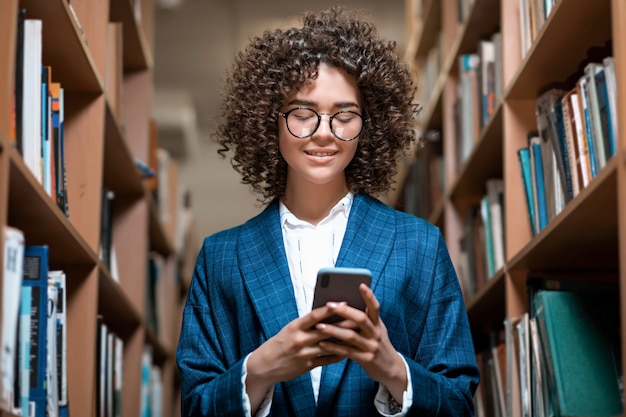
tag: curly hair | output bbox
[213,7,421,204]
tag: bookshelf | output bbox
[398,0,624,415]
[0,0,187,417]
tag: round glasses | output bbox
[278,107,366,141]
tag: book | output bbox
[21,19,43,183]
[22,245,50,417]
[529,134,548,231]
[536,88,571,206]
[593,66,616,159]
[46,283,59,417]
[584,62,607,171]
[458,53,481,164]
[486,179,505,272]
[602,57,618,157]
[478,39,495,128]
[515,313,531,417]
[517,147,537,236]
[575,77,597,180]
[100,187,115,271]
[17,286,32,416]
[1,226,25,411]
[48,271,68,417]
[480,195,495,278]
[14,9,26,154]
[49,82,68,217]
[533,289,622,416]
[559,90,580,197]
[569,90,592,189]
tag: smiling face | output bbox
[278,64,362,196]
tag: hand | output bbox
[315,284,408,402]
[245,303,347,411]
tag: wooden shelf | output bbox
[506,0,612,100]
[110,0,154,70]
[20,0,102,93]
[7,147,96,267]
[0,0,183,415]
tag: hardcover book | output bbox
[534,289,622,416]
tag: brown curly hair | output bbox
[214,7,420,204]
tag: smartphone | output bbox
[311,267,372,324]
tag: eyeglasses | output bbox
[278,107,366,141]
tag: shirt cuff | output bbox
[374,353,414,416]
[242,353,274,417]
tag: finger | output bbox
[360,284,380,325]
[315,322,366,350]
[302,302,347,329]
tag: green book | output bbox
[534,290,622,417]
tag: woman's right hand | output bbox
[245,303,348,410]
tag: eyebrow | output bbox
[287,99,360,109]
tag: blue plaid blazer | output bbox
[176,193,479,416]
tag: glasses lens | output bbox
[330,110,363,141]
[286,108,319,138]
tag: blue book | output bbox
[22,245,49,417]
[517,147,537,236]
[18,287,32,417]
[530,139,548,231]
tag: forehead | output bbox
[289,65,361,105]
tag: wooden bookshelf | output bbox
[399,0,625,415]
[0,0,186,416]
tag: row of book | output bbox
[518,51,617,235]
[455,30,503,166]
[12,9,69,217]
[96,317,123,417]
[497,277,622,417]
[457,178,505,299]
[2,225,170,417]
[518,0,556,59]
[1,227,68,417]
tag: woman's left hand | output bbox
[315,284,407,402]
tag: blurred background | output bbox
[151,0,406,248]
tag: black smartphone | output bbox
[311,267,372,324]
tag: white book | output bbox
[21,19,43,183]
[570,92,591,188]
[1,226,25,411]
[486,178,505,271]
[602,57,618,152]
[46,284,59,417]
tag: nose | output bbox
[315,113,333,137]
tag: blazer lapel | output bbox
[238,202,317,416]
[316,193,397,410]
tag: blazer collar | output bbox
[238,193,396,413]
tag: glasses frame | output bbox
[278,107,366,141]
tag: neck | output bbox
[283,178,350,225]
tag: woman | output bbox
[176,7,479,416]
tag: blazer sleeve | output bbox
[404,228,480,416]
[176,236,249,417]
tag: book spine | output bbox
[1,227,25,411]
[517,148,537,236]
[22,245,49,417]
[530,139,548,231]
